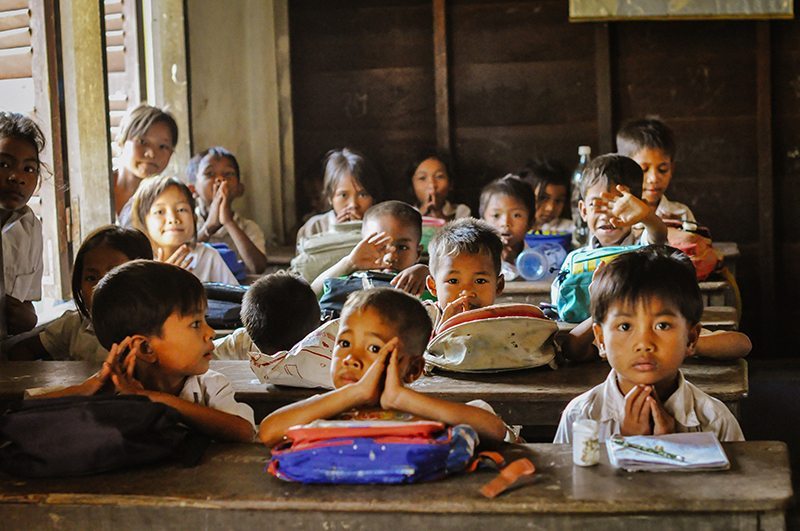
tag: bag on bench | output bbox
[204,282,248,329]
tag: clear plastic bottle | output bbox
[571,146,592,248]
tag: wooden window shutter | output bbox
[104,0,143,141]
[0,0,33,111]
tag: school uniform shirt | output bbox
[179,369,256,432]
[213,327,255,361]
[40,310,108,363]
[540,217,574,233]
[296,210,337,246]
[440,201,472,221]
[553,369,744,444]
[196,210,267,273]
[189,242,239,285]
[116,196,134,228]
[632,194,697,238]
[2,205,43,301]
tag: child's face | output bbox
[580,182,630,247]
[592,296,700,396]
[144,185,195,249]
[411,157,451,210]
[0,136,39,211]
[80,245,131,312]
[482,193,531,253]
[121,121,174,180]
[196,155,241,208]
[331,306,419,388]
[428,252,504,311]
[631,147,673,207]
[362,214,421,272]
[331,173,373,220]
[534,183,567,227]
[147,307,216,377]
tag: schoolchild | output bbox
[296,148,384,244]
[192,146,267,274]
[113,104,178,227]
[406,149,470,221]
[258,288,511,447]
[132,175,238,285]
[554,246,744,443]
[0,111,46,334]
[519,158,573,233]
[8,226,152,362]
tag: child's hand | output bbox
[78,339,131,395]
[380,347,407,411]
[620,384,654,436]
[420,193,444,219]
[336,207,362,223]
[110,348,146,396]
[204,187,223,235]
[352,338,397,405]
[649,391,676,435]
[157,244,194,270]
[601,185,651,228]
[348,232,392,270]
[439,293,472,327]
[216,181,235,227]
[391,264,428,296]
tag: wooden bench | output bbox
[0,441,790,530]
[0,358,748,426]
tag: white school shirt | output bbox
[296,210,337,246]
[188,242,239,285]
[179,369,256,432]
[40,310,108,363]
[213,327,255,361]
[196,210,267,273]
[553,369,744,444]
[632,194,696,238]
[2,205,43,301]
[116,195,135,228]
[540,217,574,233]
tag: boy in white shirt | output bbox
[554,246,743,443]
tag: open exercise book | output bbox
[606,432,730,472]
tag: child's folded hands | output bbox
[620,384,676,436]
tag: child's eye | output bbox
[368,344,381,354]
[616,323,631,331]
[397,245,409,251]
[655,322,672,331]
[338,339,350,348]
[445,278,458,285]
[0,161,9,169]
[159,144,172,151]
[83,274,98,283]
[513,212,525,219]
[151,208,164,216]
[190,320,202,329]
[24,164,39,174]
[475,278,488,285]
[358,191,371,198]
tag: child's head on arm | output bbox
[426,218,504,315]
[406,149,456,219]
[579,154,644,247]
[193,146,243,216]
[0,111,46,214]
[241,273,321,356]
[73,225,153,319]
[115,104,178,180]
[590,245,702,400]
[322,147,384,223]
[616,118,676,209]
[519,159,570,230]
[361,200,422,273]
[479,175,535,262]
[132,175,197,257]
[332,288,432,389]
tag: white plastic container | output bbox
[572,419,600,466]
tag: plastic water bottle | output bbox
[571,146,591,248]
[516,243,567,281]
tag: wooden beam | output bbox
[594,23,613,153]
[756,21,774,353]
[433,0,451,153]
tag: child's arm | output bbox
[7,334,50,361]
[604,185,667,245]
[693,330,751,359]
[390,264,429,296]
[31,341,126,398]
[206,183,267,274]
[559,317,599,362]
[380,349,508,442]
[310,231,392,296]
[258,340,394,447]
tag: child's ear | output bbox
[130,335,157,363]
[416,243,423,260]
[592,323,607,358]
[579,199,588,222]
[496,274,505,296]
[403,356,425,384]
[685,323,702,356]
[425,275,437,297]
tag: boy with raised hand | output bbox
[554,246,743,443]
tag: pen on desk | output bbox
[610,435,687,462]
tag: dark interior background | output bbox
[288,0,800,356]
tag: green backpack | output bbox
[555,245,641,323]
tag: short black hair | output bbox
[579,154,643,200]
[241,273,321,354]
[590,245,703,326]
[194,146,241,181]
[518,158,570,205]
[341,288,432,363]
[478,174,536,224]
[0,111,47,171]
[92,260,206,349]
[363,200,423,244]
[616,117,676,161]
[428,218,503,277]
[73,225,153,318]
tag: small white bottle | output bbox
[572,419,600,466]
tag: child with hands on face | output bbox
[310,201,429,297]
[39,261,255,443]
[519,158,573,233]
[407,150,470,221]
[554,246,743,443]
[192,147,267,274]
[258,288,510,447]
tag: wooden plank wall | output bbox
[288,0,800,354]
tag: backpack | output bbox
[208,242,246,283]
[290,223,363,282]
[555,245,641,323]
[318,270,396,320]
[0,395,205,478]
[665,221,722,281]
[204,282,248,329]
[267,419,478,484]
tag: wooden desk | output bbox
[0,359,748,426]
[0,441,790,530]
[263,245,295,275]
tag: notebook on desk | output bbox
[607,432,730,472]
